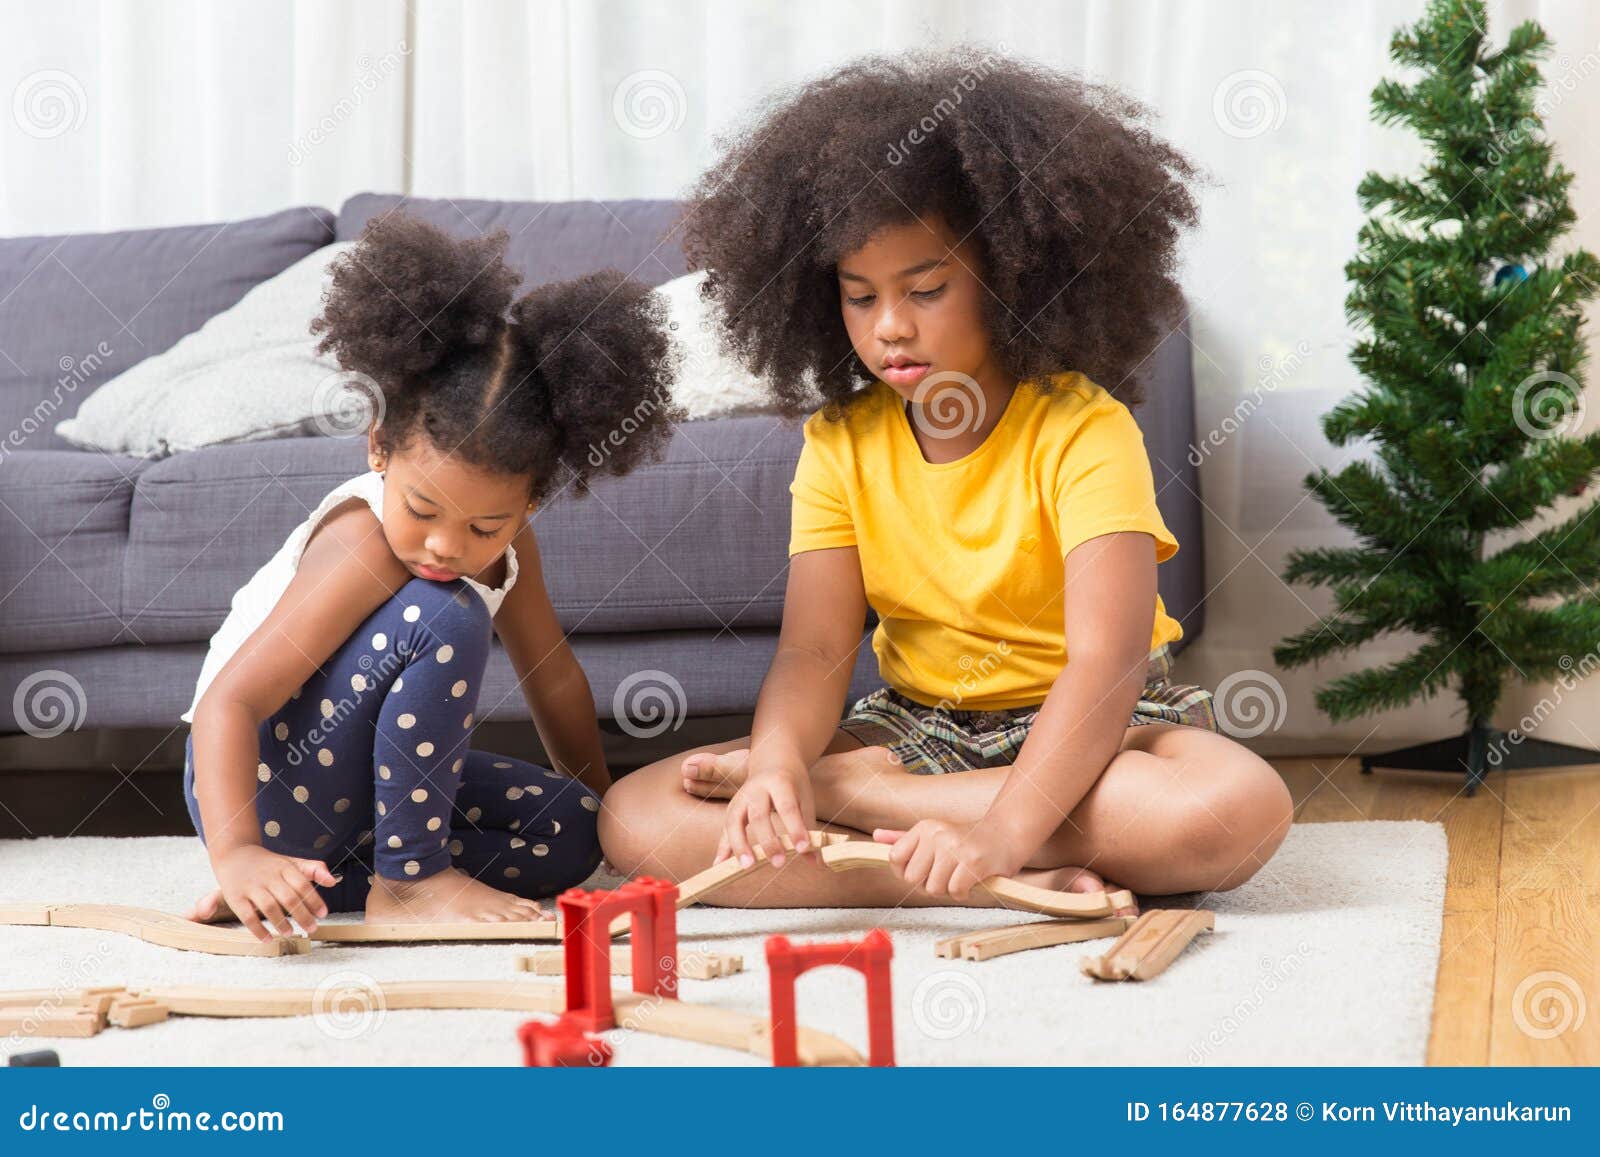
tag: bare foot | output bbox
[681,748,750,800]
[1013,863,1140,917]
[186,887,241,925]
[364,865,549,925]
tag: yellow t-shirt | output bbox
[788,372,1183,711]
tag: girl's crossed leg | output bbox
[598,723,1292,908]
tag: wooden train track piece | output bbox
[819,840,1137,918]
[1080,908,1215,981]
[518,947,743,980]
[129,979,860,1065]
[0,1007,105,1037]
[934,915,1134,962]
[0,903,309,957]
[0,987,171,1038]
[1,902,561,954]
[656,831,1135,920]
[309,919,558,944]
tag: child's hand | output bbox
[713,761,817,871]
[873,820,1023,901]
[212,846,337,942]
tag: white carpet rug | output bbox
[0,821,1446,1066]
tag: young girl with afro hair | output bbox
[601,49,1293,911]
[181,212,680,942]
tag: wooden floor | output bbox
[1275,755,1599,1065]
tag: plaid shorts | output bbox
[838,642,1219,775]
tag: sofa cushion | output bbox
[337,194,687,289]
[0,450,149,653]
[118,416,802,647]
[0,206,336,453]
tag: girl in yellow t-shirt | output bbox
[601,49,1292,909]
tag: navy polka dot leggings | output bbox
[183,576,604,913]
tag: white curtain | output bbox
[5,0,1599,754]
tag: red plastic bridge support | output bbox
[765,928,895,1066]
[518,1013,613,1067]
[558,875,679,1033]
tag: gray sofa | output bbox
[0,194,1206,749]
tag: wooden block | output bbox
[1080,909,1215,981]
[0,904,53,925]
[0,986,129,1016]
[108,996,170,1028]
[0,1006,104,1037]
[678,951,743,980]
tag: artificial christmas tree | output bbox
[1274,0,1600,795]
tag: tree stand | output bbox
[1360,718,1600,796]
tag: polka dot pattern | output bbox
[189,577,610,908]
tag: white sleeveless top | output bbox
[180,470,520,724]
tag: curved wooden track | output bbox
[131,979,861,1065]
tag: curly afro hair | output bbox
[678,47,1205,414]
[310,211,682,503]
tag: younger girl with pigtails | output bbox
[180,212,680,944]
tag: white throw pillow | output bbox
[55,242,365,458]
[654,269,820,419]
[55,256,809,460]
